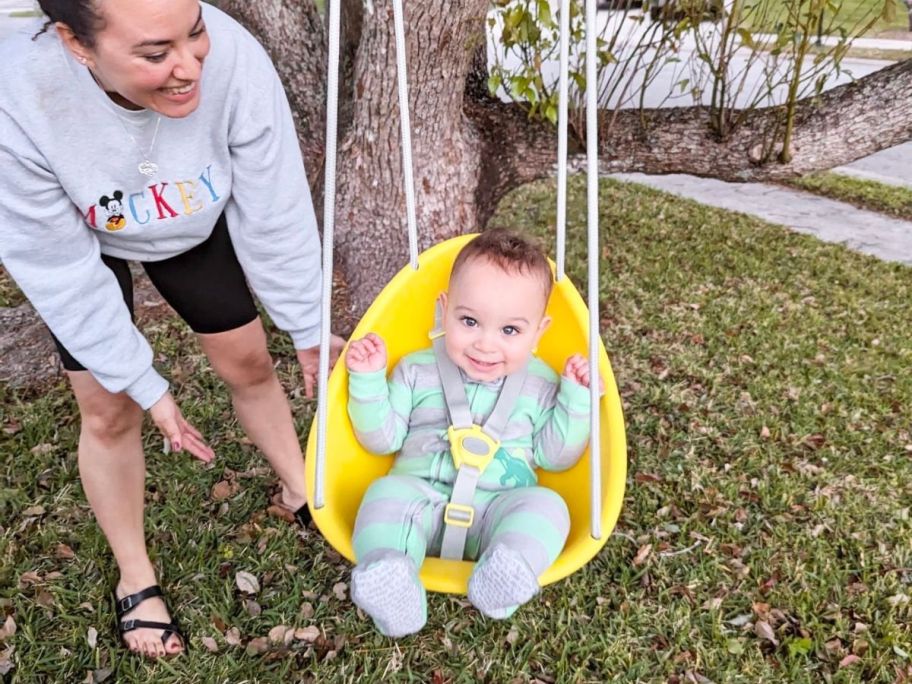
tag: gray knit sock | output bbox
[467,544,540,620]
[350,554,426,637]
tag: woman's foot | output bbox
[115,581,184,658]
[268,487,311,527]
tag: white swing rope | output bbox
[392,0,421,269]
[315,0,421,507]
[314,0,343,509]
[584,0,602,540]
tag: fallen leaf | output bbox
[18,571,41,587]
[201,636,219,652]
[211,480,240,501]
[21,506,46,517]
[93,668,113,683]
[0,617,16,641]
[87,627,98,649]
[29,443,54,455]
[268,625,289,644]
[634,472,662,484]
[245,600,262,617]
[727,613,752,627]
[506,627,519,645]
[839,654,861,668]
[245,636,269,656]
[225,627,242,646]
[299,602,315,619]
[55,544,75,560]
[235,571,260,595]
[754,620,778,645]
[332,583,347,601]
[632,544,652,566]
[36,590,54,608]
[294,626,321,642]
[760,425,771,439]
[887,594,909,607]
[702,597,723,611]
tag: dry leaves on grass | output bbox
[235,571,260,595]
[211,479,240,502]
[632,544,652,567]
[0,617,16,641]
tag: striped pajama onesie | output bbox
[347,347,590,635]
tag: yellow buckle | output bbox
[444,503,475,528]
[447,424,499,472]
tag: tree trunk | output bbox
[221,1,912,318]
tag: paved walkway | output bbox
[834,142,912,189]
[613,173,912,267]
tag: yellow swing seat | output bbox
[305,234,627,594]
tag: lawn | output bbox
[788,172,912,222]
[744,0,908,35]
[1,176,911,683]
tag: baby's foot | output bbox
[467,544,539,619]
[115,581,184,659]
[350,554,426,637]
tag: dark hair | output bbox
[34,1,104,47]
[450,228,554,303]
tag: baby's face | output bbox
[441,258,550,383]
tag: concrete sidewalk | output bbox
[754,31,912,52]
[613,173,912,267]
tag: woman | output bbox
[0,0,343,658]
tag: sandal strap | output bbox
[115,585,164,618]
[119,619,183,646]
[293,504,312,528]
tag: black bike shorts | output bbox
[53,213,258,372]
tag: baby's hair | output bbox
[34,1,104,47]
[450,228,553,302]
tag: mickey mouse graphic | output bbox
[99,191,127,231]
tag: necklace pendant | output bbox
[138,160,158,177]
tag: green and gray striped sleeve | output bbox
[532,376,592,471]
[347,360,417,455]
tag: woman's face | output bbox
[60,0,210,117]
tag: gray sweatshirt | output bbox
[0,5,322,409]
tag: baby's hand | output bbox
[563,353,602,391]
[346,332,387,373]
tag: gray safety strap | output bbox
[430,304,528,560]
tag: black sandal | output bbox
[114,585,185,655]
[293,504,312,528]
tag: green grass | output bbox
[745,0,908,35]
[2,177,912,682]
[788,171,912,222]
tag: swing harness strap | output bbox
[430,304,527,560]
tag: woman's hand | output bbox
[148,392,215,463]
[345,333,387,374]
[296,334,346,399]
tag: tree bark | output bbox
[221,0,327,183]
[466,59,912,188]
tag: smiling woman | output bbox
[0,0,344,662]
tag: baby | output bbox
[344,228,595,637]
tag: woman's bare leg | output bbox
[198,318,307,511]
[69,371,183,658]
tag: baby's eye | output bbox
[502,325,520,336]
[460,316,477,328]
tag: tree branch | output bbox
[465,59,912,215]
